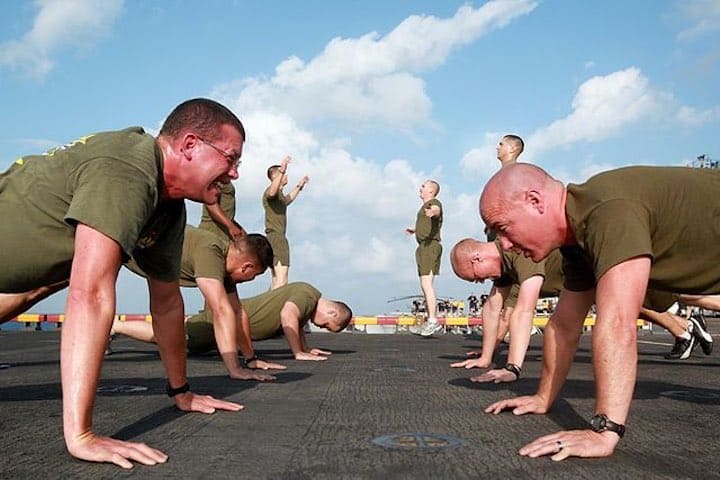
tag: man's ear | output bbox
[180,132,200,159]
[526,189,545,214]
[240,261,255,273]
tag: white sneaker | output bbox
[419,319,443,337]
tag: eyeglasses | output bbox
[198,136,242,169]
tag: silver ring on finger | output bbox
[556,440,564,451]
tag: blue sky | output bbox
[1,0,719,316]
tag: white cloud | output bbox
[676,105,720,125]
[212,0,537,131]
[193,2,536,313]
[461,66,720,175]
[676,0,720,40]
[0,0,123,78]
[459,131,502,179]
[528,68,670,151]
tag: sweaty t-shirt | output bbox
[127,225,234,293]
[415,198,443,244]
[244,281,321,340]
[198,181,236,239]
[563,166,720,294]
[0,127,185,292]
[263,187,287,235]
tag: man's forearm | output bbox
[506,308,535,367]
[534,307,585,407]
[211,309,243,374]
[152,295,188,388]
[593,312,637,423]
[61,288,116,441]
[480,304,502,360]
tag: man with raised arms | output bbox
[263,156,309,289]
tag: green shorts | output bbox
[267,232,290,266]
[185,310,216,354]
[415,241,442,276]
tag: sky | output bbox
[1,0,719,317]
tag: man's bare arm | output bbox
[285,175,309,204]
[204,202,244,238]
[471,276,543,383]
[196,279,274,381]
[61,224,168,468]
[451,286,507,368]
[266,156,290,199]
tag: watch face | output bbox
[591,414,607,431]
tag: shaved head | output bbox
[478,163,566,262]
[480,163,555,223]
[451,238,502,283]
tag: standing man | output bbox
[480,163,720,461]
[496,134,524,166]
[198,181,245,240]
[0,98,245,468]
[263,156,309,289]
[485,134,525,335]
[405,180,443,337]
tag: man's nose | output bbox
[499,236,513,250]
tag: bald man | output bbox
[405,180,444,336]
[480,163,720,461]
[449,239,562,383]
[450,239,713,373]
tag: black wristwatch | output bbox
[166,381,190,397]
[590,413,625,438]
[241,354,259,368]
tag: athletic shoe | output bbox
[419,319,443,337]
[689,312,713,355]
[408,324,423,335]
[664,332,696,360]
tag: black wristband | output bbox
[166,381,190,397]
[504,363,521,379]
[242,354,259,368]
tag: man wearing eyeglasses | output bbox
[0,98,246,469]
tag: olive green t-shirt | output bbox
[126,225,234,293]
[244,281,321,340]
[494,243,564,307]
[563,166,720,294]
[0,127,185,292]
[198,181,236,239]
[415,198,443,244]
[263,187,287,235]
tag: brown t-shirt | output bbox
[493,242,563,307]
[415,198,443,244]
[127,225,234,293]
[0,127,185,292]
[244,281,321,340]
[198,181,236,239]
[563,166,720,294]
[263,187,287,235]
